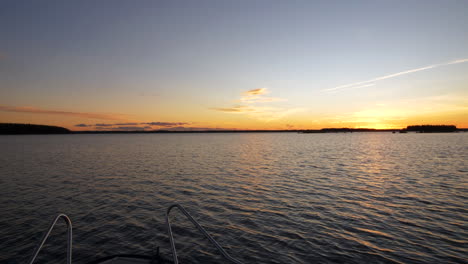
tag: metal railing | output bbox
[27,205,241,264]
[27,214,72,264]
[166,204,243,264]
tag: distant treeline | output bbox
[322,128,375,132]
[0,123,465,135]
[302,125,461,133]
[0,123,70,134]
[404,125,457,133]
[301,128,384,133]
[74,129,300,134]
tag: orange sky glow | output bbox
[1,2,467,131]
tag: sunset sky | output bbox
[1,0,467,130]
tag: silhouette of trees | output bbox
[0,123,70,134]
[405,125,457,133]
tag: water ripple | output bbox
[0,133,467,263]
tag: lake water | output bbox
[0,133,466,263]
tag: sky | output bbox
[1,0,467,130]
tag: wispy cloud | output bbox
[75,121,191,129]
[324,58,468,92]
[240,88,283,103]
[353,83,376,89]
[94,126,147,131]
[211,88,302,121]
[211,105,255,113]
[157,126,233,131]
[0,105,125,120]
[112,126,146,131]
[77,124,232,131]
[243,88,267,96]
[114,123,139,126]
[142,122,190,127]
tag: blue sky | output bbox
[1,0,467,129]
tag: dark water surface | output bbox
[0,133,467,263]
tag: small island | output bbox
[301,128,381,133]
[402,125,458,133]
[0,123,71,135]
[302,125,462,134]
[0,123,465,135]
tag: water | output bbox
[0,133,466,264]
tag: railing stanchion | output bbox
[27,214,72,264]
[166,204,243,264]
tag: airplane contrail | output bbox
[324,58,468,92]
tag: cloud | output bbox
[92,125,233,132]
[0,105,125,120]
[114,123,139,126]
[112,126,146,131]
[142,122,190,127]
[73,121,191,129]
[211,105,255,113]
[448,58,468,65]
[351,83,376,90]
[211,88,301,121]
[94,126,147,131]
[157,126,232,131]
[240,88,283,103]
[324,58,468,92]
[243,88,267,96]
